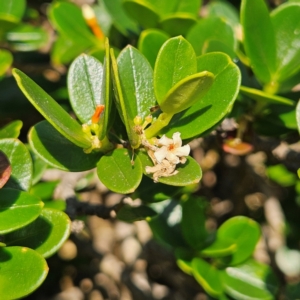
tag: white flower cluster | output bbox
[145,132,190,182]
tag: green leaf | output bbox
[97,148,143,193]
[162,52,241,139]
[175,248,194,275]
[0,49,13,77]
[3,208,71,258]
[101,0,139,36]
[43,200,66,211]
[201,238,237,258]
[192,257,223,297]
[186,17,236,57]
[239,86,295,106]
[271,3,300,82]
[160,71,214,114]
[217,216,261,266]
[117,204,157,222]
[122,0,160,28]
[12,68,91,148]
[0,246,48,300]
[0,138,32,191]
[0,151,11,188]
[51,36,88,65]
[29,121,102,172]
[0,120,22,139]
[30,181,58,202]
[48,2,99,47]
[138,150,202,186]
[68,54,103,124]
[0,0,25,24]
[181,196,208,250]
[267,164,297,187]
[137,29,170,68]
[207,1,240,29]
[159,13,197,36]
[6,24,49,51]
[241,0,277,83]
[0,188,43,234]
[154,36,197,104]
[174,0,201,15]
[221,259,278,300]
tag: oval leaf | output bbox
[0,246,48,300]
[12,68,91,148]
[221,259,278,300]
[29,121,102,172]
[154,36,197,104]
[138,150,202,186]
[271,3,300,82]
[0,49,13,77]
[0,138,32,191]
[117,204,157,222]
[160,71,214,114]
[3,208,71,258]
[0,120,23,139]
[201,238,237,258]
[186,16,236,57]
[241,0,277,83]
[0,0,25,24]
[68,54,103,124]
[0,188,43,234]
[138,29,170,68]
[97,148,143,194]
[217,216,261,266]
[192,257,223,297]
[162,52,241,139]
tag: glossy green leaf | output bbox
[201,238,236,258]
[192,257,223,297]
[117,204,157,222]
[48,2,99,47]
[0,0,25,24]
[43,200,66,211]
[174,0,201,14]
[112,46,156,147]
[267,164,297,187]
[0,49,13,77]
[68,54,103,124]
[160,71,214,114]
[207,1,240,29]
[181,196,208,250]
[0,151,11,188]
[29,121,102,172]
[221,259,278,300]
[0,188,43,234]
[0,138,32,191]
[97,148,143,194]
[138,29,170,68]
[6,24,48,51]
[3,208,71,258]
[159,13,197,36]
[239,86,295,106]
[0,120,22,139]
[101,0,139,36]
[12,68,91,148]
[186,17,236,57]
[162,52,240,139]
[271,3,300,82]
[217,216,261,266]
[241,0,276,83]
[0,246,48,300]
[138,150,202,186]
[175,248,194,275]
[154,36,197,104]
[122,0,160,28]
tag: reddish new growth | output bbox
[91,105,105,123]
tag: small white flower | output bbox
[154,132,190,164]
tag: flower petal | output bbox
[172,132,182,147]
[154,146,168,163]
[166,152,180,164]
[173,144,190,157]
[158,135,173,146]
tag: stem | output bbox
[144,112,173,139]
